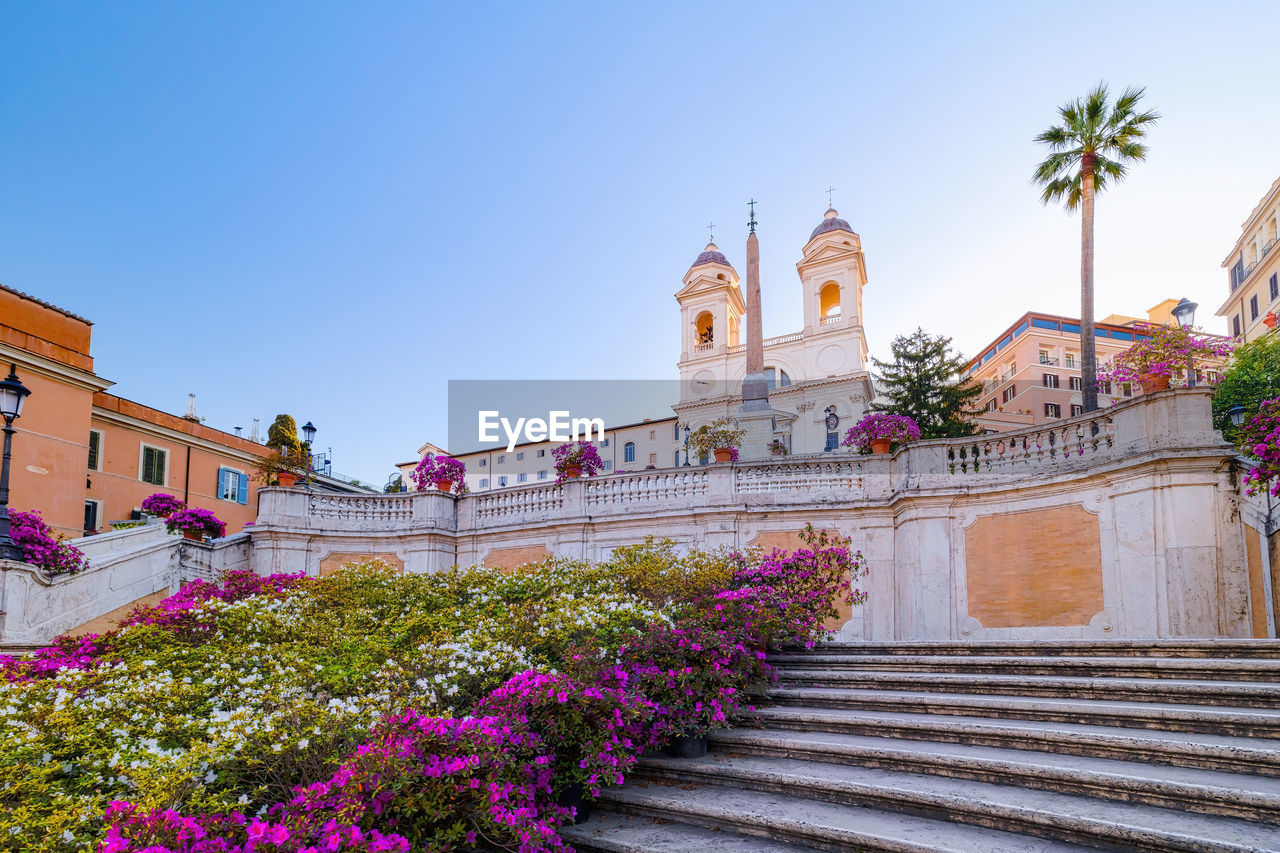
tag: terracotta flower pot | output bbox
[434,479,453,493]
[713,448,734,463]
[1138,374,1170,394]
[182,529,203,542]
[869,438,893,455]
[277,471,298,487]
[563,466,582,479]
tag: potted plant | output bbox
[688,418,745,463]
[251,447,311,488]
[768,439,789,457]
[1239,395,1280,498]
[410,453,465,494]
[165,507,226,542]
[1098,324,1233,394]
[552,441,605,482]
[842,412,921,455]
[140,493,186,519]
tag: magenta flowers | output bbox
[165,508,227,540]
[140,493,187,518]
[552,441,605,482]
[9,509,86,575]
[410,453,466,492]
[1240,396,1280,498]
[841,412,921,453]
[1097,323,1233,384]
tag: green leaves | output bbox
[872,327,983,439]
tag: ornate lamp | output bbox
[0,364,33,562]
[1228,404,1247,428]
[1171,298,1198,328]
[301,421,317,446]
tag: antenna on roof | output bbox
[184,393,198,421]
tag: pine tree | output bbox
[872,328,983,439]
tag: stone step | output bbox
[778,641,1280,659]
[767,687,1280,738]
[748,705,1280,777]
[589,783,1089,853]
[775,669,1280,709]
[633,754,1280,851]
[767,653,1280,682]
[561,811,824,852]
[708,727,1280,822]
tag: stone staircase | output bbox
[562,641,1280,852]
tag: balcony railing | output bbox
[693,342,714,352]
[1039,357,1059,366]
[820,315,842,327]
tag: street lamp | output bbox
[301,421,317,446]
[1171,298,1199,387]
[1228,404,1247,428]
[682,424,691,467]
[0,364,33,562]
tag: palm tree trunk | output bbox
[1080,159,1098,413]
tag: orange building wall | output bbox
[0,288,92,366]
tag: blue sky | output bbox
[3,1,1278,484]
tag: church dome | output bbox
[809,207,854,241]
[692,241,729,267]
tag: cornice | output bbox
[0,342,113,394]
[90,405,269,464]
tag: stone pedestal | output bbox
[737,407,776,461]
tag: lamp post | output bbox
[1171,298,1199,387]
[1228,404,1247,428]
[682,424,691,467]
[0,364,33,562]
[300,422,317,490]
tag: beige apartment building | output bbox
[1217,174,1280,342]
[965,300,1226,433]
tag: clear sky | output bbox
[3,1,1278,485]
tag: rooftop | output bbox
[0,282,93,325]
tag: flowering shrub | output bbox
[140,493,186,518]
[409,454,465,493]
[165,507,227,540]
[1,532,863,852]
[842,412,921,453]
[687,418,745,460]
[1240,395,1280,497]
[9,509,87,575]
[1097,324,1233,384]
[552,441,605,482]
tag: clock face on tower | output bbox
[825,412,839,432]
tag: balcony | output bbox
[693,342,714,353]
[820,315,842,327]
[1039,357,1059,366]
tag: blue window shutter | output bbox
[237,472,248,504]
[217,467,229,499]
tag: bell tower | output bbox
[675,241,744,372]
[796,205,869,373]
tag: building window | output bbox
[516,452,524,461]
[537,470,547,480]
[517,472,527,483]
[985,399,997,412]
[1045,403,1061,418]
[1071,404,1083,417]
[624,442,636,463]
[479,458,487,467]
[603,460,613,471]
[1065,353,1076,368]
[764,366,792,389]
[479,478,489,488]
[537,448,546,458]
[674,422,681,441]
[602,438,609,447]
[1251,294,1259,320]
[218,467,249,504]
[649,452,657,465]
[497,455,505,464]
[673,451,680,466]
[88,430,102,471]
[84,499,101,534]
[1002,386,1016,404]
[498,475,507,486]
[1099,381,1113,395]
[1122,383,1133,397]
[649,429,656,441]
[1234,315,1242,337]
[140,444,167,486]
[1069,377,1082,391]
[1271,273,1279,302]
[1042,373,1059,389]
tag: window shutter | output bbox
[155,450,166,485]
[217,467,229,499]
[237,472,249,504]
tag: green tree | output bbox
[1212,334,1280,445]
[1033,83,1159,413]
[872,328,983,439]
[266,414,302,455]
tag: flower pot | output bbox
[869,438,893,455]
[1138,374,1170,394]
[563,466,582,479]
[556,782,593,825]
[277,471,298,487]
[182,530,203,542]
[665,730,708,759]
[1264,312,1277,329]
[434,480,453,493]
[713,448,734,463]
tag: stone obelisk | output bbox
[738,200,774,458]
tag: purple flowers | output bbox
[9,509,87,575]
[842,413,921,452]
[165,508,227,540]
[141,493,187,518]
[409,454,466,492]
[1240,396,1280,497]
[552,441,605,482]
[1097,323,1233,384]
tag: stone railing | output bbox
[584,468,709,508]
[471,484,564,522]
[307,492,416,523]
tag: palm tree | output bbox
[1034,83,1158,413]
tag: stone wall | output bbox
[249,388,1263,642]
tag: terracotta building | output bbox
[1,284,366,540]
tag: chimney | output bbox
[234,427,243,437]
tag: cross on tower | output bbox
[826,185,836,208]
[706,222,715,243]
[747,198,757,233]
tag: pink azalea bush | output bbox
[1240,395,1280,497]
[410,454,466,493]
[552,441,605,482]
[166,507,227,540]
[842,413,921,453]
[141,493,187,518]
[1098,323,1233,384]
[9,508,87,575]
